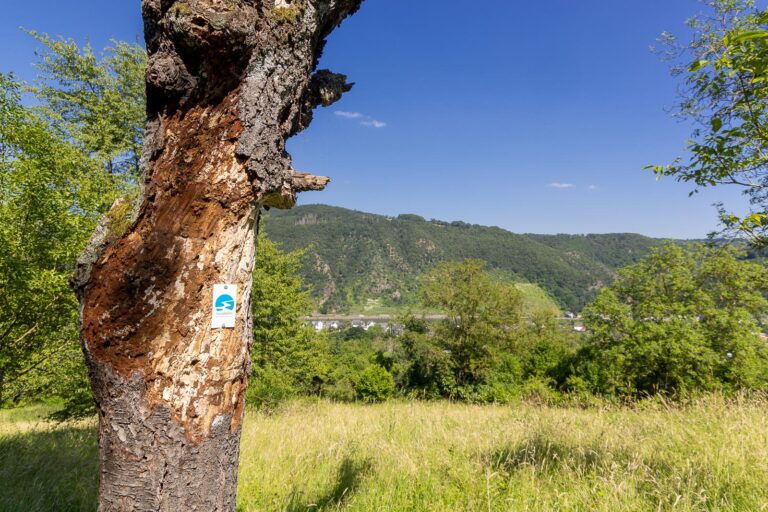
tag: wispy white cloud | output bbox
[335,111,364,119]
[361,119,387,129]
[335,110,387,129]
[588,185,598,190]
[548,182,576,189]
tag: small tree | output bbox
[0,73,116,405]
[27,32,146,177]
[576,244,768,395]
[249,232,328,406]
[419,260,523,392]
[399,316,456,398]
[0,36,153,415]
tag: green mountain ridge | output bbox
[263,204,671,313]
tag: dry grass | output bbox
[237,397,768,511]
[2,398,768,511]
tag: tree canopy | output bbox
[575,244,768,395]
[0,71,121,405]
[0,36,144,409]
[652,0,768,246]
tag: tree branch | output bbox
[292,70,354,135]
[292,170,331,192]
[263,169,330,209]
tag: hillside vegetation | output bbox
[265,205,667,313]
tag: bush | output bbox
[355,366,395,403]
[246,366,296,411]
[399,330,456,399]
[523,339,573,384]
[519,377,563,405]
[574,244,768,396]
[324,376,357,402]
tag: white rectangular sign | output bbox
[212,284,237,329]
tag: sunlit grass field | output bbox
[2,397,768,511]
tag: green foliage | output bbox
[393,260,578,402]
[249,232,329,408]
[652,1,768,247]
[323,327,390,402]
[355,365,394,403]
[266,205,667,313]
[252,232,316,368]
[0,72,120,406]
[26,31,146,177]
[519,308,577,384]
[398,325,457,398]
[575,244,768,396]
[420,260,522,390]
[517,377,564,405]
[47,385,96,422]
[246,366,298,412]
[0,34,143,411]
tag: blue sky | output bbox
[1,0,760,238]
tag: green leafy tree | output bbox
[0,35,144,410]
[652,0,768,246]
[417,260,523,393]
[0,73,117,405]
[249,233,328,406]
[398,315,457,398]
[576,244,768,396]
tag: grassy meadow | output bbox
[1,398,768,511]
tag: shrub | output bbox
[519,377,563,405]
[399,330,456,399]
[355,365,395,403]
[246,366,296,411]
[324,377,356,402]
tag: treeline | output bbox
[249,240,768,407]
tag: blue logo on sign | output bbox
[215,294,235,313]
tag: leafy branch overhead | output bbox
[651,0,768,247]
[25,31,146,178]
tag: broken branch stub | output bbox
[75,1,363,509]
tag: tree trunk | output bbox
[71,1,362,510]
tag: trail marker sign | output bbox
[212,284,237,329]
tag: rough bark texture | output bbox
[72,1,362,510]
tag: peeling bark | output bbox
[73,1,363,509]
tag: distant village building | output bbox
[309,320,341,332]
[308,314,584,335]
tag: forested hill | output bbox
[264,204,669,313]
